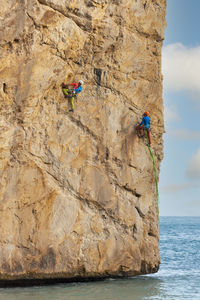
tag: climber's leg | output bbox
[147,129,151,145]
[62,88,69,98]
[136,124,144,137]
[69,96,75,112]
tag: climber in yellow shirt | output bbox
[62,80,84,112]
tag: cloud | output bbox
[168,128,200,140]
[164,105,180,123]
[187,148,200,178]
[161,182,198,194]
[162,43,200,94]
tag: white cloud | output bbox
[187,148,200,178]
[161,182,198,193]
[162,43,200,93]
[164,105,180,123]
[169,128,200,140]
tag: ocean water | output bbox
[0,217,199,300]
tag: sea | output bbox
[0,217,199,300]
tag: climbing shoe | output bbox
[69,109,74,112]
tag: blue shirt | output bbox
[139,116,150,129]
[75,86,83,94]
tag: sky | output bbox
[159,0,200,216]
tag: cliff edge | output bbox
[0,0,166,281]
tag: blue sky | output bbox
[159,0,200,216]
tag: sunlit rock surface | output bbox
[0,0,166,280]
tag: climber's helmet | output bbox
[79,80,84,85]
[144,111,149,116]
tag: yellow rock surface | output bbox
[0,0,166,280]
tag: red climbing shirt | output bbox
[71,83,79,89]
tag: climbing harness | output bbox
[145,131,159,216]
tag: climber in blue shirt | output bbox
[74,85,83,94]
[136,111,151,145]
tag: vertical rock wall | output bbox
[0,0,166,280]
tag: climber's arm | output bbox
[139,117,145,127]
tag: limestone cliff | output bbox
[0,0,166,281]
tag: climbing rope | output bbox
[145,131,159,216]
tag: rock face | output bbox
[0,0,166,281]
